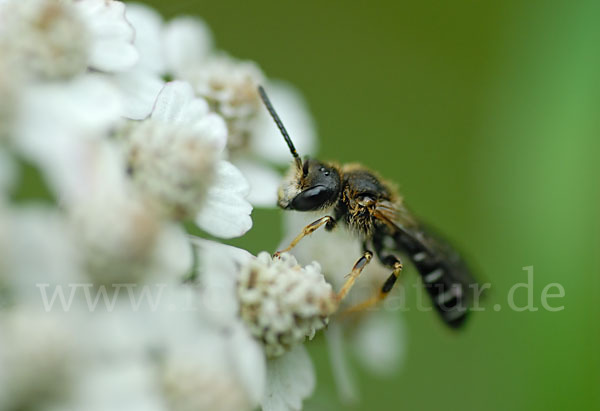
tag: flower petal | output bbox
[352,313,406,376]
[229,322,267,406]
[150,82,228,150]
[190,112,228,152]
[164,16,213,76]
[325,323,359,404]
[76,0,139,72]
[124,3,166,75]
[191,238,253,323]
[262,345,315,411]
[233,160,280,207]
[2,206,83,303]
[195,161,252,239]
[113,69,164,120]
[14,75,122,202]
[151,81,205,122]
[151,223,193,283]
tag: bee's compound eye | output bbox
[290,185,331,211]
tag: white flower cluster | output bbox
[0,1,351,410]
[238,252,337,358]
[0,1,406,409]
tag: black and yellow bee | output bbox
[259,86,478,328]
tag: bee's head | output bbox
[257,86,340,211]
[278,158,341,211]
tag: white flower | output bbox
[67,290,265,411]
[10,74,123,203]
[192,238,334,410]
[123,81,253,238]
[0,0,141,199]
[159,319,263,411]
[191,62,318,207]
[0,0,155,135]
[0,0,137,81]
[0,204,83,305]
[0,0,90,80]
[67,140,192,286]
[180,55,265,150]
[0,308,81,411]
[64,303,169,411]
[73,0,138,73]
[262,345,316,411]
[111,68,165,120]
[117,7,317,207]
[117,4,213,120]
[123,4,214,78]
[112,2,167,120]
[124,3,168,76]
[124,119,219,220]
[237,252,336,358]
[350,311,406,376]
[163,16,214,79]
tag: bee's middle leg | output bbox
[274,216,336,257]
[336,248,373,302]
[343,252,403,314]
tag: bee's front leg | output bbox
[274,216,336,258]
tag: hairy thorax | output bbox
[335,165,397,237]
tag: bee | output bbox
[258,86,478,328]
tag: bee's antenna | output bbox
[258,85,303,171]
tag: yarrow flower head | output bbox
[121,81,253,238]
[66,140,191,286]
[0,0,137,81]
[182,55,265,152]
[237,252,337,358]
[193,239,338,410]
[0,0,90,80]
[124,119,219,220]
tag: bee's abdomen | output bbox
[394,230,475,328]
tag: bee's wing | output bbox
[374,201,479,328]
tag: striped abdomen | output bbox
[394,228,476,328]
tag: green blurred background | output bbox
[142,1,599,409]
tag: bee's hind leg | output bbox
[336,246,373,302]
[343,251,403,315]
[274,216,336,257]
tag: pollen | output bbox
[122,119,218,220]
[236,252,337,358]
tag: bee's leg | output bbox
[336,249,373,302]
[274,216,336,257]
[343,253,403,314]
